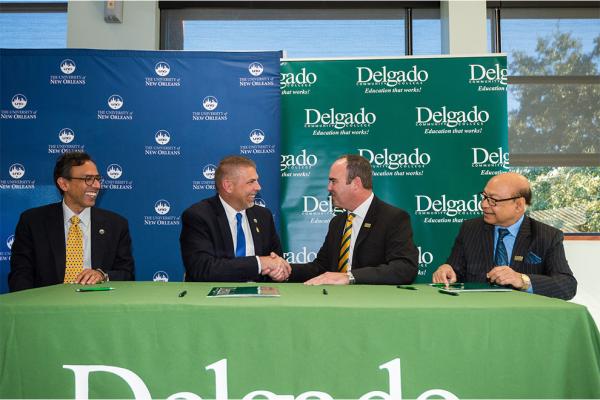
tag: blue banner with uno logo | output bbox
[0,49,282,293]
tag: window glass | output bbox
[412,9,441,55]
[501,10,600,75]
[0,13,67,48]
[184,17,405,57]
[509,83,599,154]
[512,167,600,233]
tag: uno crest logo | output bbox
[203,164,216,180]
[154,200,171,215]
[202,96,218,111]
[155,61,171,77]
[11,94,27,109]
[248,62,264,77]
[108,95,124,110]
[60,59,76,74]
[106,164,123,179]
[9,163,25,179]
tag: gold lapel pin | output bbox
[514,255,523,261]
[364,223,372,228]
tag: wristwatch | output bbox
[521,274,531,291]
[347,271,356,285]
[96,268,109,283]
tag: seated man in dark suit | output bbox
[9,152,135,292]
[180,156,289,282]
[432,172,577,300]
[289,154,418,285]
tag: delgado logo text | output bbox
[359,148,430,175]
[472,147,509,175]
[357,65,428,87]
[305,107,376,129]
[416,194,481,218]
[64,358,458,400]
[281,67,317,89]
[416,106,489,128]
[469,64,507,85]
[281,150,317,174]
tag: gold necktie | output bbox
[338,213,355,273]
[64,215,84,283]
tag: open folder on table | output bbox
[207,286,280,298]
[432,282,513,294]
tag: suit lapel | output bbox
[511,216,532,267]
[330,212,347,267]
[48,203,66,279]
[247,207,263,255]
[352,198,377,265]
[482,221,494,266]
[213,198,235,257]
[91,207,105,268]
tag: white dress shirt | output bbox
[219,196,261,273]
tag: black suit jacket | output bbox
[290,196,418,284]
[8,202,135,292]
[179,195,283,282]
[447,216,577,300]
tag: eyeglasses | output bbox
[66,175,103,186]
[479,192,521,207]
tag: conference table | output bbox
[1,282,599,399]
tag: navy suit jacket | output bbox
[179,195,283,282]
[8,202,135,292]
[447,216,577,300]
[289,196,418,285]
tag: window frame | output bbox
[488,1,600,167]
[159,1,440,54]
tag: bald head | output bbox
[487,172,532,205]
[481,172,532,227]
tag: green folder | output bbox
[435,282,513,294]
[207,286,280,298]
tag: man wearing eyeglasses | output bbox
[8,152,135,292]
[432,172,576,300]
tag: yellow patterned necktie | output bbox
[338,213,355,273]
[64,215,84,283]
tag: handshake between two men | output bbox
[179,155,420,287]
[259,252,291,282]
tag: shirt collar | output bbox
[495,214,524,237]
[62,200,91,228]
[351,193,374,219]
[219,195,247,222]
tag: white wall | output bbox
[67,1,159,50]
[565,240,600,329]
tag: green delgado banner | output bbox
[280,56,508,280]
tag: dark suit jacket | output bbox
[179,195,283,282]
[447,216,577,300]
[289,196,418,285]
[8,202,135,292]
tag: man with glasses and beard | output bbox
[8,152,135,292]
[432,172,576,300]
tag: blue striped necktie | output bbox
[494,228,510,266]
[235,213,246,257]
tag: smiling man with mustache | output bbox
[432,172,577,300]
[9,152,135,291]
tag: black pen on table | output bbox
[322,288,328,295]
[178,290,187,297]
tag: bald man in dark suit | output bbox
[433,172,576,300]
